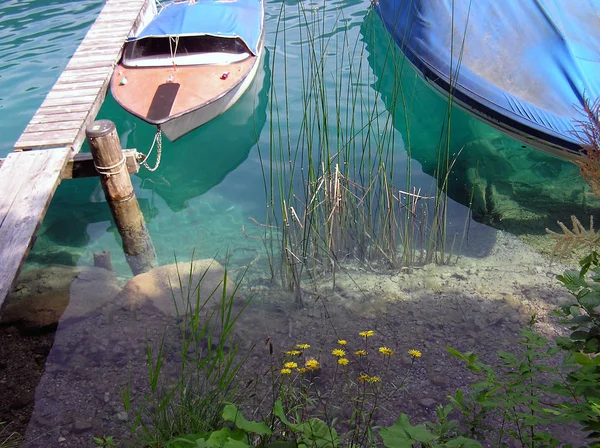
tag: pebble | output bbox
[419,398,437,408]
[71,418,93,434]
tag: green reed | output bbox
[122,257,252,444]
[260,1,461,300]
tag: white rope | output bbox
[94,154,127,177]
[169,35,180,67]
[140,127,163,172]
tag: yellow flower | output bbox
[285,350,301,356]
[280,368,292,375]
[367,376,381,384]
[331,348,346,357]
[354,350,367,356]
[338,358,349,366]
[296,367,308,374]
[378,346,396,356]
[296,344,310,349]
[337,339,347,346]
[357,374,370,382]
[284,361,298,369]
[408,349,422,358]
[305,359,320,370]
[359,330,374,338]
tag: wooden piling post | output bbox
[86,119,157,275]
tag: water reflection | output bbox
[360,10,594,235]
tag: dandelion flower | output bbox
[359,330,374,338]
[296,344,310,349]
[408,349,422,358]
[338,358,349,366]
[331,348,346,357]
[357,374,370,382]
[305,359,320,370]
[296,367,308,374]
[284,361,298,369]
[367,376,381,384]
[285,350,301,356]
[337,339,347,346]
[378,347,396,356]
[354,350,367,356]
[280,368,292,375]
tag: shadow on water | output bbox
[360,10,600,237]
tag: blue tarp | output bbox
[375,0,600,156]
[133,0,263,56]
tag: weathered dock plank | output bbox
[0,149,70,309]
[14,0,152,152]
[1,0,154,308]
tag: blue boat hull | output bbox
[374,0,600,159]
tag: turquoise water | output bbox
[0,0,591,274]
[1,1,597,445]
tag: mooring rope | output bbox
[94,154,127,177]
[139,126,163,172]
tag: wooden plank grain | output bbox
[14,130,79,150]
[0,149,70,309]
[23,120,83,134]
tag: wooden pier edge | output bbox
[0,0,153,310]
[0,149,70,308]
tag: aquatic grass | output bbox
[122,257,253,444]
[259,1,468,299]
[0,422,21,448]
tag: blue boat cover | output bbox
[133,0,263,56]
[375,0,600,155]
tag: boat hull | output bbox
[159,46,264,141]
[110,0,265,141]
[374,0,600,159]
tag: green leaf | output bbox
[379,414,437,448]
[445,437,482,447]
[571,330,590,340]
[222,404,272,436]
[574,352,594,366]
[584,338,600,354]
[580,293,600,309]
[273,400,297,430]
[297,418,339,448]
[223,438,250,448]
[206,429,236,448]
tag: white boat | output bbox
[111,0,265,141]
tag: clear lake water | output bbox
[0,0,597,445]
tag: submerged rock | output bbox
[1,266,121,331]
[122,259,235,317]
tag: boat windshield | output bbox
[122,35,251,67]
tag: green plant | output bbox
[259,1,461,302]
[445,327,563,447]
[0,422,22,448]
[166,402,338,448]
[553,251,600,441]
[122,259,253,445]
[379,411,481,448]
[93,435,117,447]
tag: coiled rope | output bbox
[94,153,127,177]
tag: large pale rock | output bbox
[1,266,121,331]
[122,259,235,316]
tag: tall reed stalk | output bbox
[260,1,461,301]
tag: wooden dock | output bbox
[0,0,153,309]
